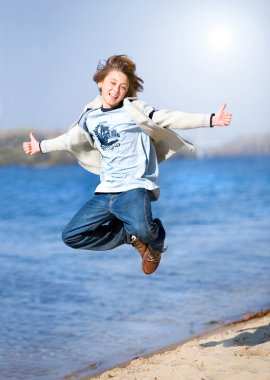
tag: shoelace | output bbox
[131,237,147,255]
[147,246,167,262]
[133,241,143,252]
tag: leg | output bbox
[111,188,166,275]
[111,188,166,251]
[62,193,127,251]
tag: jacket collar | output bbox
[84,96,138,111]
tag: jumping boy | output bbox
[23,55,232,275]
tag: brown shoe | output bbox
[142,247,165,275]
[130,235,148,257]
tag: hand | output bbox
[23,132,41,155]
[212,103,232,127]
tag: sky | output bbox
[0,0,269,146]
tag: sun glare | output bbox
[206,25,235,53]
[182,5,255,73]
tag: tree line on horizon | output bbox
[0,129,269,167]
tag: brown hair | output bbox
[93,55,144,97]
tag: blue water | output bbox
[0,157,269,379]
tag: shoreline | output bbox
[78,309,270,380]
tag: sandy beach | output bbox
[88,311,270,380]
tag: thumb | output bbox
[217,103,227,115]
[30,131,36,142]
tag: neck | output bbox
[101,100,124,112]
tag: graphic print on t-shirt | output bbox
[94,122,120,151]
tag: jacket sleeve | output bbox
[40,133,68,153]
[151,108,211,130]
[39,99,100,154]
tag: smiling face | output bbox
[98,70,129,109]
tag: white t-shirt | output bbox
[85,105,159,194]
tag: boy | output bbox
[23,55,232,275]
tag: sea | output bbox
[0,156,269,379]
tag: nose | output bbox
[112,84,120,94]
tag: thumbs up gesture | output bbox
[23,132,41,155]
[212,103,232,127]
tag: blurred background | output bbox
[0,1,269,379]
[0,0,269,161]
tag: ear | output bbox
[98,81,103,94]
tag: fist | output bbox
[23,132,41,155]
[212,103,232,127]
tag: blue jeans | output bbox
[62,188,165,252]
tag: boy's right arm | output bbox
[23,132,68,155]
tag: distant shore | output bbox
[0,129,270,166]
[85,309,270,380]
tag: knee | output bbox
[62,230,72,248]
[62,227,98,250]
[62,228,78,249]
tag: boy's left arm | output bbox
[151,103,232,130]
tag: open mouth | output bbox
[109,93,118,101]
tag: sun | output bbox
[205,25,235,54]
[183,6,253,73]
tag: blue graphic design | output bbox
[94,123,120,150]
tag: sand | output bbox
[89,311,270,380]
